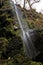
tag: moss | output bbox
[30,62,43,65]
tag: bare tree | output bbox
[23,0,27,8]
[15,0,40,10]
[23,0,40,10]
[24,0,25,8]
[24,0,27,8]
[27,0,40,10]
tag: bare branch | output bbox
[31,0,40,6]
[34,0,40,2]
[26,0,40,10]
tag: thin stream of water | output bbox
[10,0,40,59]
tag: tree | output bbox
[24,0,26,8]
[15,0,40,10]
[26,0,40,10]
[23,0,40,10]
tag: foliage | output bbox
[0,0,43,65]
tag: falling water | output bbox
[10,0,40,59]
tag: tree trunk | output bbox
[27,0,32,10]
[23,0,25,8]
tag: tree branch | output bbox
[31,0,40,6]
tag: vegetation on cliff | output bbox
[0,0,43,65]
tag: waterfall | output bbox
[10,0,40,59]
